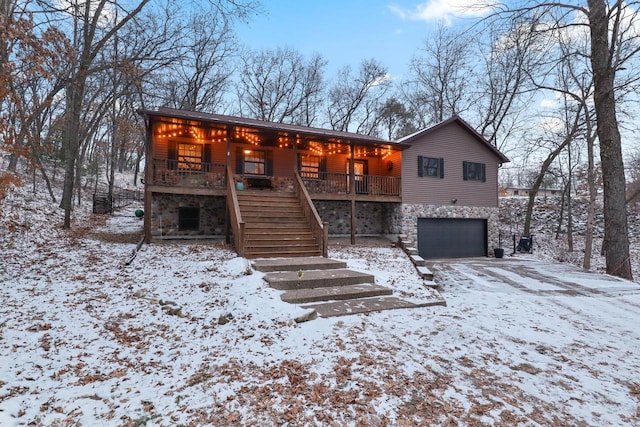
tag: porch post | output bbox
[225,126,232,244]
[293,134,299,173]
[350,142,356,245]
[143,117,153,243]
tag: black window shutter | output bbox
[481,163,486,182]
[235,147,243,174]
[439,158,444,179]
[418,156,424,177]
[463,161,468,180]
[320,156,327,178]
[266,150,274,176]
[168,141,177,170]
[203,144,212,172]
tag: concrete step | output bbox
[405,246,419,255]
[410,255,425,266]
[416,266,434,280]
[423,279,440,289]
[281,283,392,304]
[302,296,447,318]
[252,257,347,272]
[264,268,375,290]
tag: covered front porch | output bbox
[140,108,407,250]
[141,108,405,199]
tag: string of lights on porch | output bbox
[155,124,226,143]
[155,123,394,158]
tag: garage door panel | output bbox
[418,218,487,259]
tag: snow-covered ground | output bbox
[1,180,640,425]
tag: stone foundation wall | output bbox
[151,194,226,237]
[314,201,402,235]
[400,204,501,255]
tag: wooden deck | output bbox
[149,158,401,202]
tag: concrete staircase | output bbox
[237,190,321,258]
[253,257,446,318]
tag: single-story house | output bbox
[500,187,562,198]
[137,107,509,259]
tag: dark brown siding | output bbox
[402,122,501,207]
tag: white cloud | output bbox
[539,98,558,109]
[389,0,498,25]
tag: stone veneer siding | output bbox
[400,204,501,256]
[151,194,226,237]
[314,201,402,235]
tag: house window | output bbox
[178,207,200,231]
[463,161,486,182]
[244,150,266,175]
[300,155,321,179]
[418,156,444,178]
[178,143,202,171]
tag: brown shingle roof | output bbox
[398,115,510,163]
[138,107,410,149]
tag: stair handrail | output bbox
[227,165,245,257]
[294,170,328,257]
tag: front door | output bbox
[347,160,368,194]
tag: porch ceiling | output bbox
[141,107,409,157]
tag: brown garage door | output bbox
[418,218,487,259]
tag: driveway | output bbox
[413,255,640,425]
[428,254,640,298]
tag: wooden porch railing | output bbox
[294,171,328,257]
[227,165,245,257]
[152,158,226,188]
[301,172,401,197]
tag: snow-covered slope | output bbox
[1,172,639,425]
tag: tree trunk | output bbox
[523,144,565,236]
[60,77,84,227]
[583,134,597,270]
[587,0,632,279]
[523,108,580,236]
[555,188,565,240]
[566,177,573,252]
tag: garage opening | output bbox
[418,218,487,259]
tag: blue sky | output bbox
[234,0,496,80]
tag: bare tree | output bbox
[236,46,326,125]
[406,25,472,125]
[377,97,416,140]
[587,0,634,279]
[157,6,236,112]
[327,58,391,134]
[499,0,638,280]
[522,103,582,237]
[474,18,542,150]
